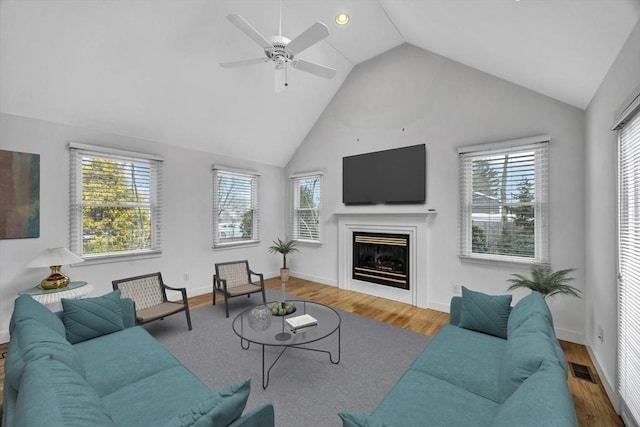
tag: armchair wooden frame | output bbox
[112,272,192,330]
[213,260,266,318]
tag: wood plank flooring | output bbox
[0,277,622,426]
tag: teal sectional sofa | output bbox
[340,289,578,427]
[3,292,274,427]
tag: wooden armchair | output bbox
[213,260,266,317]
[112,272,192,330]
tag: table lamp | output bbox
[27,247,84,289]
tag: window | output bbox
[213,168,259,247]
[291,173,322,242]
[459,136,549,263]
[69,143,163,259]
[616,99,640,425]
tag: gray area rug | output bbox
[144,290,430,427]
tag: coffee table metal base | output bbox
[240,328,341,389]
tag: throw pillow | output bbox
[458,286,512,339]
[338,412,394,427]
[163,379,251,427]
[62,290,124,344]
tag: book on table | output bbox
[285,313,318,331]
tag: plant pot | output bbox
[280,268,290,283]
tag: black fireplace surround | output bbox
[352,232,409,290]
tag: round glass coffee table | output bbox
[232,300,341,389]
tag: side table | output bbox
[19,281,93,312]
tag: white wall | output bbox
[585,20,640,410]
[285,44,586,343]
[0,113,286,343]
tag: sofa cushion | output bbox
[507,291,553,338]
[371,369,499,427]
[493,362,578,427]
[338,412,394,427]
[498,313,565,402]
[101,365,217,427]
[62,290,125,344]
[162,379,251,427]
[410,324,506,402]
[5,318,85,390]
[74,326,181,397]
[459,286,512,339]
[15,357,115,427]
[10,294,66,337]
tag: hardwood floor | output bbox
[0,277,622,426]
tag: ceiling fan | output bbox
[219,5,336,92]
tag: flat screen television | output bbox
[342,144,426,205]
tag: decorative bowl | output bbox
[267,301,296,316]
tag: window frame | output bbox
[212,167,260,248]
[290,172,323,244]
[615,95,640,426]
[69,142,163,261]
[458,135,549,265]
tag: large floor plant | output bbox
[268,238,299,282]
[507,264,581,299]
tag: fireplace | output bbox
[352,232,409,290]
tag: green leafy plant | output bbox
[268,238,299,269]
[507,264,581,299]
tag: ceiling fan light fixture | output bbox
[335,13,350,25]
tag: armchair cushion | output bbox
[459,286,512,339]
[163,379,251,427]
[62,290,124,344]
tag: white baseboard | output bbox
[1,330,8,345]
[555,328,585,345]
[290,271,338,287]
[586,344,620,414]
[428,301,451,314]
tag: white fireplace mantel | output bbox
[336,210,433,308]
[333,209,437,218]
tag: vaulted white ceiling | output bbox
[1,0,638,167]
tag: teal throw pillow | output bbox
[338,412,395,427]
[16,357,115,427]
[163,379,251,427]
[458,286,512,339]
[62,290,124,344]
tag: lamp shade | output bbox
[28,247,84,268]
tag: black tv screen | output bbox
[342,144,426,205]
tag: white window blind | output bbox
[459,136,549,263]
[617,108,640,425]
[69,143,162,259]
[291,174,322,242]
[212,168,259,247]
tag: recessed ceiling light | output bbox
[335,13,350,25]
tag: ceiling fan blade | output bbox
[292,59,336,79]
[219,58,269,69]
[286,22,329,55]
[227,14,273,49]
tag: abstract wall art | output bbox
[0,149,40,239]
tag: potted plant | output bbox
[268,238,299,282]
[506,264,581,299]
